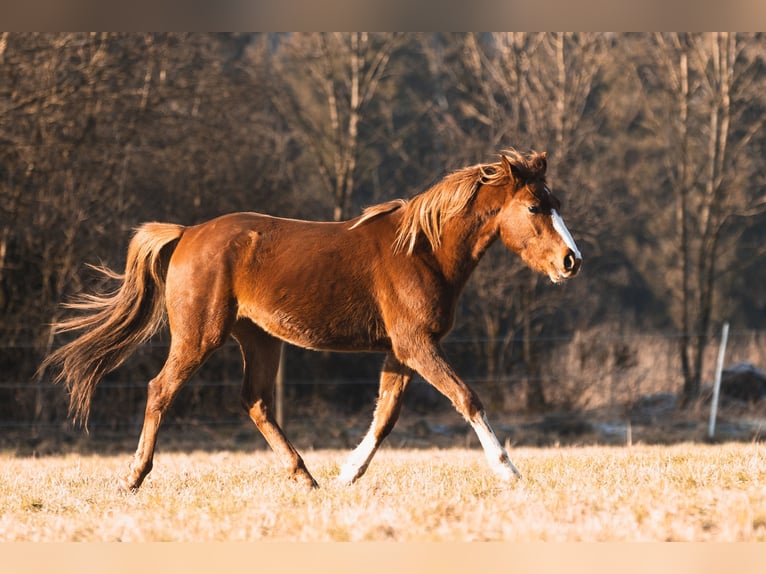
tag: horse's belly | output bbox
[240,302,390,353]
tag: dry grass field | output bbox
[1,442,765,542]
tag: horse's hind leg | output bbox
[124,336,221,491]
[234,320,317,489]
[337,354,413,484]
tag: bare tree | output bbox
[271,33,402,221]
[1,33,147,425]
[0,33,288,427]
[7,32,766,431]
[633,32,766,405]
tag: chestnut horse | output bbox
[41,150,581,491]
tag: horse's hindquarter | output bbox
[224,213,393,352]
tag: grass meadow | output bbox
[1,442,765,542]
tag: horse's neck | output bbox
[432,208,500,287]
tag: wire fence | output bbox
[3,328,765,432]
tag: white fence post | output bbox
[708,322,730,439]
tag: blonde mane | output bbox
[352,149,543,254]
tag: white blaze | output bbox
[551,209,581,260]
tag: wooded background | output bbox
[2,33,766,433]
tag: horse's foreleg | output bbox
[403,342,522,482]
[235,322,317,489]
[337,354,413,485]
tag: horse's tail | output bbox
[39,222,185,427]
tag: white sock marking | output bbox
[339,414,521,484]
[338,431,378,485]
[551,209,581,260]
[471,413,522,480]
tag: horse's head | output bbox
[494,151,582,283]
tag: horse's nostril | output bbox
[564,253,575,272]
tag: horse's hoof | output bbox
[118,473,144,493]
[335,467,360,486]
[303,476,320,489]
[291,471,319,489]
[117,481,139,494]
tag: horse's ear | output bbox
[532,152,547,175]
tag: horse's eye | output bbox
[528,205,540,214]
